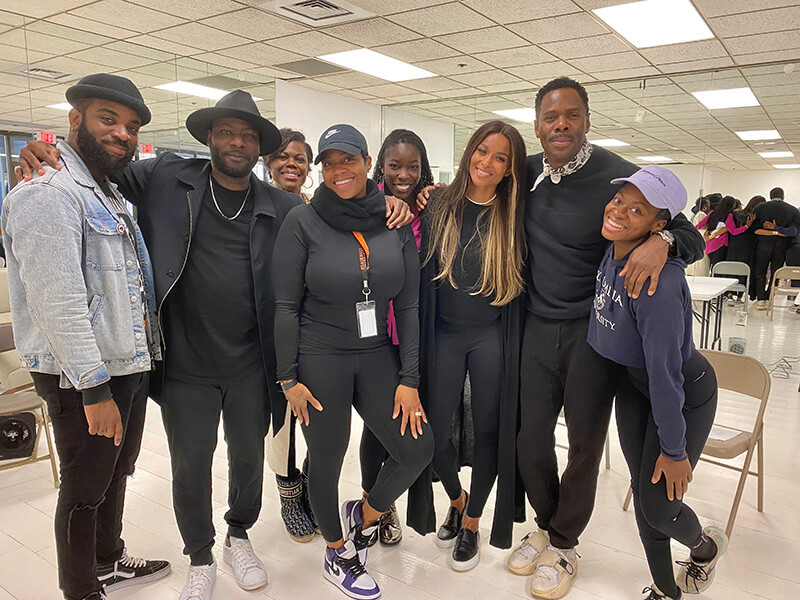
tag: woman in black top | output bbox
[273,124,432,600]
[419,120,527,571]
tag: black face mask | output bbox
[210,143,258,178]
[76,117,135,175]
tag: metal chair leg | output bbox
[623,486,633,511]
[757,431,764,512]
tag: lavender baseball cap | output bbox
[611,165,687,218]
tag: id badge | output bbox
[356,300,378,338]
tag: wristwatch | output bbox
[278,379,298,393]
[656,230,675,247]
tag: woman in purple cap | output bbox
[586,166,727,600]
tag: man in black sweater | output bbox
[752,187,800,308]
[506,78,704,600]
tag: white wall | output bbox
[382,107,455,184]
[275,80,382,192]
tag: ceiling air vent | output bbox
[6,64,79,83]
[259,0,374,27]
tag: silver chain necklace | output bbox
[466,193,496,205]
[209,175,251,221]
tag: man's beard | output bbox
[210,144,258,178]
[76,119,135,175]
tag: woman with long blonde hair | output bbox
[409,120,527,571]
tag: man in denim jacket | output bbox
[1,74,169,600]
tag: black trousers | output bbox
[299,346,434,543]
[32,371,149,600]
[517,312,619,549]
[707,246,727,268]
[160,365,268,564]
[427,320,503,519]
[755,236,791,300]
[617,351,717,597]
[360,426,386,495]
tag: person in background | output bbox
[685,197,711,276]
[360,128,435,547]
[786,229,800,314]
[264,128,314,203]
[696,195,755,268]
[726,195,766,301]
[273,124,432,600]
[588,166,726,600]
[752,187,800,309]
[2,73,169,600]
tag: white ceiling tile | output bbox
[732,48,800,65]
[388,92,438,103]
[129,0,242,20]
[23,20,114,45]
[200,8,309,42]
[694,0,798,19]
[659,57,736,74]
[508,13,609,44]
[413,55,493,76]
[44,13,139,40]
[268,31,357,57]
[336,89,376,101]
[724,30,800,55]
[217,42,298,66]
[316,71,386,89]
[434,26,528,54]
[640,40,729,64]
[0,10,27,27]
[461,0,582,24]
[450,70,523,87]
[473,46,557,69]
[709,6,800,37]
[101,41,176,62]
[478,82,532,94]
[590,66,661,81]
[323,18,422,47]
[125,35,198,56]
[69,1,187,33]
[376,38,460,63]
[68,47,158,70]
[152,23,243,52]
[569,51,649,73]
[540,34,632,60]
[0,28,89,55]
[193,53,260,71]
[386,4,495,36]
[356,83,414,97]
[432,87,484,98]
[400,77,466,92]
[13,0,96,19]
[345,0,441,14]
[292,79,342,93]
[507,61,584,84]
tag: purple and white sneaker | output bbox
[323,541,381,600]
[341,499,378,565]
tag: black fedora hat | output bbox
[66,73,151,125]
[185,90,281,155]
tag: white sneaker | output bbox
[530,546,578,600]
[179,559,216,600]
[507,529,549,576]
[223,536,268,591]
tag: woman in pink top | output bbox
[696,196,755,267]
[361,128,435,547]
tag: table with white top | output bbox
[686,275,739,350]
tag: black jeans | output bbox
[755,236,791,300]
[31,371,149,600]
[160,365,269,565]
[617,351,717,597]
[517,312,619,549]
[299,346,433,543]
[427,320,503,519]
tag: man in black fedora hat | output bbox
[4,73,170,600]
[18,88,413,600]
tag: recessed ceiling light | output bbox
[317,49,435,82]
[591,138,630,147]
[492,108,537,123]
[154,81,261,101]
[637,155,673,162]
[759,151,794,158]
[736,129,781,141]
[593,0,713,48]
[691,87,759,110]
[773,164,800,169]
[47,103,73,110]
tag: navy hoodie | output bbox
[587,245,694,461]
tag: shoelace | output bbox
[118,551,147,569]
[230,543,259,573]
[515,533,538,558]
[336,553,367,578]
[186,567,214,598]
[641,586,665,599]
[676,560,710,582]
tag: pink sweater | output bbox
[696,213,749,254]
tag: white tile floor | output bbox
[1,299,799,600]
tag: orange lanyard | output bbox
[352,232,371,299]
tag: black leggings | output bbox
[616,350,717,597]
[428,320,503,520]
[299,346,434,543]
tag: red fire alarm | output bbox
[36,131,55,144]
[140,143,153,154]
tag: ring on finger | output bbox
[414,411,422,417]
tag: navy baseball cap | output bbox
[611,165,687,218]
[315,124,368,164]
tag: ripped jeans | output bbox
[31,371,149,600]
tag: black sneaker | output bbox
[643,585,682,599]
[97,550,171,592]
[436,491,468,548]
[451,528,480,572]
[82,592,107,600]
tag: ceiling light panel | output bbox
[691,87,759,110]
[591,138,630,147]
[154,81,261,101]
[492,108,536,123]
[758,151,793,158]
[637,155,673,162]
[47,103,73,110]
[735,130,781,141]
[318,49,435,83]
[773,164,800,169]
[592,0,713,49]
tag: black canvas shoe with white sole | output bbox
[451,528,480,572]
[97,550,171,592]
[436,491,468,549]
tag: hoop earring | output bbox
[303,175,314,190]
[266,171,273,184]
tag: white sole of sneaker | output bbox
[102,565,172,592]
[222,548,268,591]
[289,532,316,543]
[506,559,540,576]
[323,570,382,600]
[450,552,480,572]
[435,535,457,549]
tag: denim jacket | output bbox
[1,141,161,402]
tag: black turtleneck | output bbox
[272,184,421,388]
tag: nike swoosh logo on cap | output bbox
[325,129,339,139]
